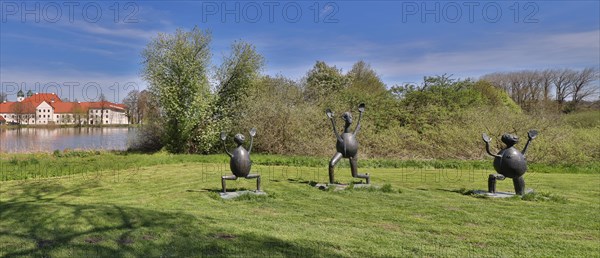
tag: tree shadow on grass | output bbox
[0,181,344,257]
[286,178,324,187]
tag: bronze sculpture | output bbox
[220,128,261,193]
[326,103,370,184]
[483,130,538,195]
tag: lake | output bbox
[0,127,138,153]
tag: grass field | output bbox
[1,161,598,257]
[2,151,598,182]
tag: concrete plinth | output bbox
[472,189,534,198]
[219,190,266,200]
[314,183,375,191]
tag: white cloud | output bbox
[281,29,600,86]
[63,22,163,40]
[373,29,600,84]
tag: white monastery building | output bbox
[0,90,128,125]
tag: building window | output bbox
[105,121,108,124]
[105,115,108,118]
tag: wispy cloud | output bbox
[2,33,117,56]
[372,30,600,84]
[63,22,164,40]
[165,23,598,88]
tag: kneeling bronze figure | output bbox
[220,128,261,193]
[482,130,538,195]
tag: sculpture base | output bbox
[314,183,374,191]
[219,190,266,200]
[473,189,533,198]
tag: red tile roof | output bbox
[0,101,37,113]
[52,101,126,113]
[0,93,126,114]
[52,102,78,113]
[22,93,62,104]
[0,102,13,113]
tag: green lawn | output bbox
[1,162,598,257]
[2,151,598,182]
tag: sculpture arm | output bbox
[522,139,532,155]
[354,111,363,136]
[330,118,342,142]
[522,130,538,155]
[484,142,501,158]
[222,140,232,158]
[248,135,254,154]
[482,133,501,158]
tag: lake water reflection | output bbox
[0,127,137,153]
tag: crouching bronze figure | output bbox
[483,130,538,195]
[220,128,261,193]
[326,103,370,184]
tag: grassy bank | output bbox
[0,162,598,257]
[1,151,598,181]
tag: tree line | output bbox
[128,27,599,166]
[481,68,599,113]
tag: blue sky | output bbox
[1,1,599,102]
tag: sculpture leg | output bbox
[488,174,505,193]
[328,153,343,184]
[221,175,237,193]
[513,176,525,195]
[245,174,261,191]
[350,156,370,184]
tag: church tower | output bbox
[17,90,25,102]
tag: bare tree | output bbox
[571,67,599,106]
[552,69,576,105]
[540,69,554,101]
[482,68,598,112]
[520,70,544,109]
[123,90,140,124]
[137,90,154,124]
[10,102,26,124]
[72,102,86,125]
[99,93,108,125]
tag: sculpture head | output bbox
[501,134,519,147]
[342,112,353,125]
[234,134,245,146]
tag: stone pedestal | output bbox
[219,190,266,200]
[313,183,375,191]
[472,189,533,198]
